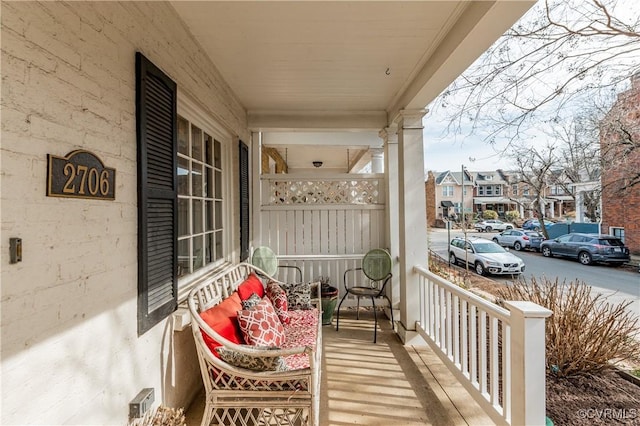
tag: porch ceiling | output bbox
[170,1,535,131]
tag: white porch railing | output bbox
[414,266,552,426]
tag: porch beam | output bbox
[248,110,387,131]
[395,109,428,345]
[387,1,535,119]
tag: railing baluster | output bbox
[446,290,453,358]
[461,300,468,377]
[480,310,488,396]
[490,316,499,406]
[470,305,477,387]
[453,295,460,367]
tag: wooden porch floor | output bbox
[185,309,495,425]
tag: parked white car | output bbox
[474,219,514,232]
[449,236,525,276]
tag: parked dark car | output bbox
[540,233,630,266]
[522,219,554,231]
[492,229,544,251]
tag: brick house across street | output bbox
[600,73,640,255]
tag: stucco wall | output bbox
[1,2,247,424]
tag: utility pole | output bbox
[462,165,469,275]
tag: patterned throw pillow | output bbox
[236,297,286,346]
[281,282,313,310]
[241,292,262,310]
[216,346,288,372]
[266,282,290,324]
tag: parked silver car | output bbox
[449,237,525,276]
[492,229,544,251]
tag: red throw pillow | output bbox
[199,292,244,356]
[266,282,290,324]
[237,273,265,300]
[237,297,286,347]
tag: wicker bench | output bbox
[188,263,322,426]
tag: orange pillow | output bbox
[237,273,265,300]
[199,292,244,356]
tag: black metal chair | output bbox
[335,248,393,343]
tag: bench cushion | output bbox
[199,292,244,355]
[282,308,319,370]
[237,297,286,347]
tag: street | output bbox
[428,228,640,317]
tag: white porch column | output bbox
[370,147,385,173]
[504,301,553,426]
[380,126,399,311]
[549,201,555,218]
[395,109,428,345]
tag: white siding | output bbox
[1,2,247,424]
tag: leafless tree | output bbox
[509,143,559,238]
[434,0,640,144]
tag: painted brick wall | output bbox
[1,2,247,424]
[600,74,640,255]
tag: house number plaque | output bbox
[47,150,116,200]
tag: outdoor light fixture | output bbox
[313,161,323,168]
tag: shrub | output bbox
[505,210,520,223]
[482,210,498,220]
[128,406,186,426]
[496,277,640,377]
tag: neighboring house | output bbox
[600,73,640,254]
[546,170,576,218]
[431,170,474,222]
[1,2,543,425]
[472,170,515,217]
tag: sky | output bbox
[421,0,640,175]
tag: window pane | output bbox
[177,157,190,196]
[193,236,204,271]
[178,198,189,237]
[192,162,203,196]
[205,232,213,264]
[177,239,190,277]
[206,201,214,231]
[215,170,222,198]
[215,201,222,230]
[214,231,223,261]
[205,133,213,166]
[193,199,203,234]
[205,166,213,198]
[214,139,221,168]
[178,116,189,156]
[191,125,203,161]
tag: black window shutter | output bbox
[136,52,178,336]
[239,141,250,261]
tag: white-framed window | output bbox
[610,227,625,243]
[478,186,484,196]
[486,186,493,196]
[523,186,530,196]
[511,184,518,196]
[176,96,232,289]
[442,185,454,197]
